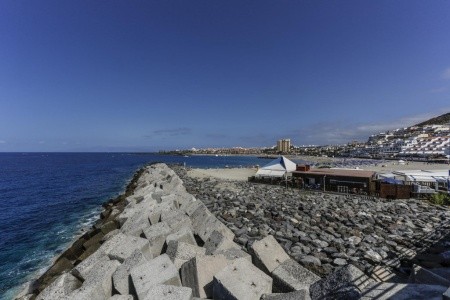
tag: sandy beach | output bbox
[187,167,257,181]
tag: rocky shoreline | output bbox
[15,163,450,299]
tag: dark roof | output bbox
[293,168,376,178]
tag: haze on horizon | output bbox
[0,1,449,152]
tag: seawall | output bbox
[16,163,450,300]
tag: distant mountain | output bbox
[414,112,450,127]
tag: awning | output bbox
[381,177,404,185]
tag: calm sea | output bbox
[0,152,271,299]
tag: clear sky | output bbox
[1,1,449,151]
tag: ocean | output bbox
[0,153,270,299]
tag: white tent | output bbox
[255,156,297,178]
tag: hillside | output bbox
[415,112,450,127]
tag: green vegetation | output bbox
[429,193,450,206]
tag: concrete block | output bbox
[113,249,148,295]
[109,295,134,300]
[107,235,152,263]
[142,222,173,256]
[215,247,252,263]
[181,254,228,298]
[196,215,235,243]
[120,211,151,237]
[443,287,450,300]
[183,199,206,216]
[204,230,240,255]
[36,272,82,300]
[71,259,121,300]
[148,200,177,224]
[409,265,450,286]
[174,193,196,209]
[261,290,309,300]
[189,203,212,230]
[72,250,109,281]
[163,212,193,232]
[160,194,180,208]
[83,232,105,250]
[166,241,206,270]
[143,284,193,300]
[166,227,196,245]
[130,254,181,300]
[272,259,320,293]
[251,235,290,274]
[102,229,121,242]
[360,283,447,300]
[310,264,375,300]
[213,257,273,300]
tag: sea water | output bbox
[0,153,269,299]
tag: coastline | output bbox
[17,165,148,298]
[17,162,450,299]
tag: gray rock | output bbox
[364,250,382,263]
[300,256,322,267]
[309,264,375,300]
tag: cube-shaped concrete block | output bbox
[213,257,273,300]
[142,222,173,256]
[310,264,375,300]
[215,247,252,263]
[130,254,181,300]
[113,249,148,295]
[73,259,121,300]
[272,259,320,293]
[72,250,109,281]
[204,230,240,255]
[160,194,180,208]
[36,272,82,300]
[181,254,228,298]
[261,290,309,300]
[166,241,206,270]
[197,216,235,243]
[166,227,196,245]
[164,212,193,232]
[251,235,290,274]
[174,193,195,209]
[107,235,152,263]
[143,284,193,300]
[120,212,151,237]
[109,295,134,300]
[183,199,206,216]
[190,204,212,230]
[148,200,177,224]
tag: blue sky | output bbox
[0,1,449,151]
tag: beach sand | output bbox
[187,167,257,181]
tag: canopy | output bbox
[381,177,404,185]
[255,156,297,178]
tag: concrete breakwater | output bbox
[17,163,450,299]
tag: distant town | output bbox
[160,113,450,162]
